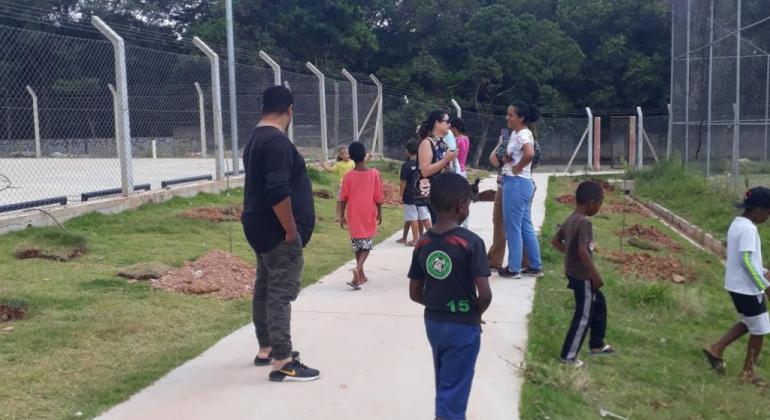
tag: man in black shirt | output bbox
[241,86,319,382]
[408,173,492,419]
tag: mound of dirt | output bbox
[605,200,649,216]
[313,190,334,199]
[555,194,576,205]
[0,301,28,322]
[478,189,496,202]
[180,207,242,222]
[150,250,255,299]
[574,177,616,193]
[118,262,174,281]
[382,181,402,207]
[618,224,683,252]
[604,251,695,283]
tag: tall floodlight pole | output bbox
[225,0,239,173]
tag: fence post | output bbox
[706,0,715,176]
[733,0,742,191]
[193,37,225,181]
[194,82,207,158]
[667,103,673,160]
[586,107,594,170]
[668,3,675,161]
[107,84,122,160]
[636,106,644,169]
[370,74,384,155]
[733,103,740,190]
[629,116,637,167]
[765,54,770,165]
[283,81,295,143]
[593,116,601,171]
[259,51,281,86]
[92,16,133,196]
[306,62,328,161]
[25,85,41,158]
[451,99,462,118]
[684,0,691,164]
[341,69,359,143]
[333,81,340,145]
[225,0,239,175]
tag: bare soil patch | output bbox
[313,190,334,199]
[118,262,174,281]
[604,251,695,283]
[150,250,255,299]
[605,200,650,216]
[618,224,683,252]
[0,300,28,322]
[14,230,88,262]
[382,181,401,207]
[180,207,242,223]
[555,194,576,205]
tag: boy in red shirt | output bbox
[340,141,384,289]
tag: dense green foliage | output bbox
[6,0,670,112]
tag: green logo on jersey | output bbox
[426,250,452,280]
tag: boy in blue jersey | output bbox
[704,187,770,384]
[409,173,492,420]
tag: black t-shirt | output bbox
[408,227,491,325]
[241,126,315,253]
[399,159,418,205]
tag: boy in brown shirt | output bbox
[551,180,613,367]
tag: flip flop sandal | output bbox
[346,281,361,290]
[396,238,406,244]
[702,348,726,375]
[590,344,615,355]
[406,241,416,247]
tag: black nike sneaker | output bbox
[254,350,300,366]
[269,359,320,382]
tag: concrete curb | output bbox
[0,177,244,235]
[631,196,726,259]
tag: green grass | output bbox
[521,176,770,419]
[631,160,770,250]
[0,166,402,420]
[15,229,88,260]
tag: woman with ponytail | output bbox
[498,101,544,278]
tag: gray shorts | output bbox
[404,204,431,222]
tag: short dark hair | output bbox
[405,139,419,155]
[262,86,293,115]
[430,173,470,212]
[450,117,466,133]
[575,181,604,205]
[348,141,367,162]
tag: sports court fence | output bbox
[671,0,770,190]
[0,17,664,214]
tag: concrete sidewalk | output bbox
[97,173,550,420]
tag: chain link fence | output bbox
[1,18,655,214]
[671,0,770,188]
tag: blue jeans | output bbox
[502,175,542,272]
[425,319,481,420]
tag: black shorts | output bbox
[730,292,770,335]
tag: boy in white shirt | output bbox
[703,187,770,384]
